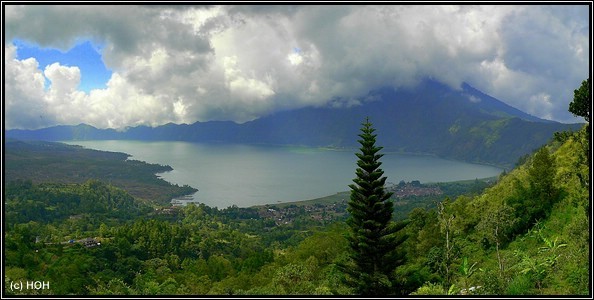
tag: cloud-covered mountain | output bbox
[6,79,583,168]
[4,5,589,129]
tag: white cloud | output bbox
[4,44,50,129]
[528,93,555,120]
[287,52,303,66]
[5,44,190,129]
[224,56,275,102]
[44,63,81,95]
[3,4,590,129]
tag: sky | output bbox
[3,4,591,130]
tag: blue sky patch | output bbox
[13,39,112,92]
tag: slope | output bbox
[405,123,590,295]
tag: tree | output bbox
[342,117,407,295]
[436,198,457,288]
[475,202,517,277]
[509,146,558,234]
[569,78,590,123]
[528,147,557,218]
[568,78,590,166]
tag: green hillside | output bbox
[404,123,590,295]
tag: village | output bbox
[389,180,443,198]
[253,181,443,227]
[256,201,347,226]
[151,181,446,227]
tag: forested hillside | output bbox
[3,122,589,295]
[403,123,590,295]
[4,139,196,205]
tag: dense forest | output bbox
[3,121,589,295]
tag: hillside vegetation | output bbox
[3,121,589,295]
[404,123,590,295]
[4,139,196,205]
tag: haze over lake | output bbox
[64,140,503,208]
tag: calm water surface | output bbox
[64,140,503,208]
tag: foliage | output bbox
[341,118,408,295]
[458,257,478,292]
[5,180,151,227]
[568,78,590,123]
[4,139,197,204]
[475,202,517,276]
[506,146,558,235]
[436,198,457,287]
[402,120,589,296]
[410,282,446,295]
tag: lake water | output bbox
[64,140,503,208]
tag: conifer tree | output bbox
[342,117,407,295]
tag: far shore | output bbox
[250,175,498,210]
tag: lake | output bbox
[63,140,503,208]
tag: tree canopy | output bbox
[569,78,590,123]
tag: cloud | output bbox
[4,4,590,129]
[45,63,81,93]
[476,5,590,122]
[4,44,50,129]
[5,45,183,129]
[467,95,481,103]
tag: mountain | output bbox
[5,79,583,168]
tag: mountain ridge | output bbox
[5,79,583,169]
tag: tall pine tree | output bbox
[342,117,407,295]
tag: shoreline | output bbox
[250,175,498,209]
